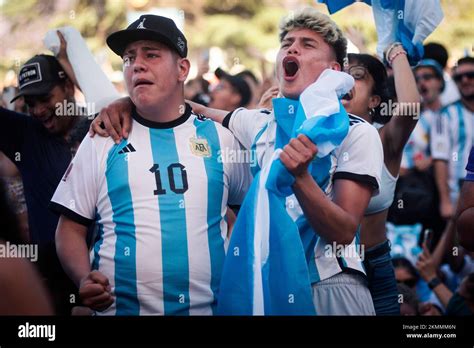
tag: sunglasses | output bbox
[453,71,474,83]
[415,73,436,83]
[397,278,417,288]
[347,66,369,80]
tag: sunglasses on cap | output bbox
[347,66,369,80]
[415,73,436,83]
[453,71,474,83]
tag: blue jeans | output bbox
[363,240,400,315]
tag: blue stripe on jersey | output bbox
[91,211,104,271]
[250,124,268,176]
[149,128,190,315]
[105,142,139,315]
[404,143,415,169]
[455,102,466,183]
[420,115,430,133]
[194,119,225,314]
[420,116,431,157]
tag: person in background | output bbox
[208,68,252,111]
[393,256,442,315]
[236,70,260,108]
[417,242,474,315]
[401,59,444,173]
[184,50,210,106]
[431,56,474,221]
[397,283,419,315]
[456,146,474,251]
[0,53,90,315]
[342,46,420,315]
[0,152,29,242]
[423,42,461,107]
[444,273,474,315]
[0,180,54,315]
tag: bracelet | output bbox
[385,42,403,62]
[388,50,407,65]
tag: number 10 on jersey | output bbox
[149,163,189,195]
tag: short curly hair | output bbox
[279,7,347,68]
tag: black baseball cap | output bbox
[215,68,252,107]
[11,54,66,103]
[107,14,188,58]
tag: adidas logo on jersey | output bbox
[118,143,136,154]
[195,113,208,121]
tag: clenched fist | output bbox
[279,134,318,178]
[79,270,114,312]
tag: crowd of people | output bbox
[0,6,473,317]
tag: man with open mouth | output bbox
[218,7,383,315]
[89,8,384,315]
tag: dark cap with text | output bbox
[11,55,66,103]
[107,14,187,58]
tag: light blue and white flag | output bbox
[217,70,353,315]
[318,0,444,65]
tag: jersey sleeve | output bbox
[224,108,272,150]
[49,135,99,226]
[227,135,252,206]
[333,123,383,195]
[430,111,451,161]
[0,107,29,161]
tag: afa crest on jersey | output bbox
[189,137,211,157]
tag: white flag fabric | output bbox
[319,0,444,65]
[44,27,120,114]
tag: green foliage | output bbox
[204,0,264,16]
[0,0,36,18]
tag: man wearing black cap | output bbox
[209,68,252,111]
[52,15,250,315]
[0,54,92,314]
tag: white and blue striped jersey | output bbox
[430,100,474,202]
[223,108,383,283]
[51,104,251,315]
[401,109,436,170]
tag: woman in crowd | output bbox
[341,45,420,315]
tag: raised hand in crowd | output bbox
[257,85,279,110]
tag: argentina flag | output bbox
[217,70,354,315]
[318,0,444,65]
